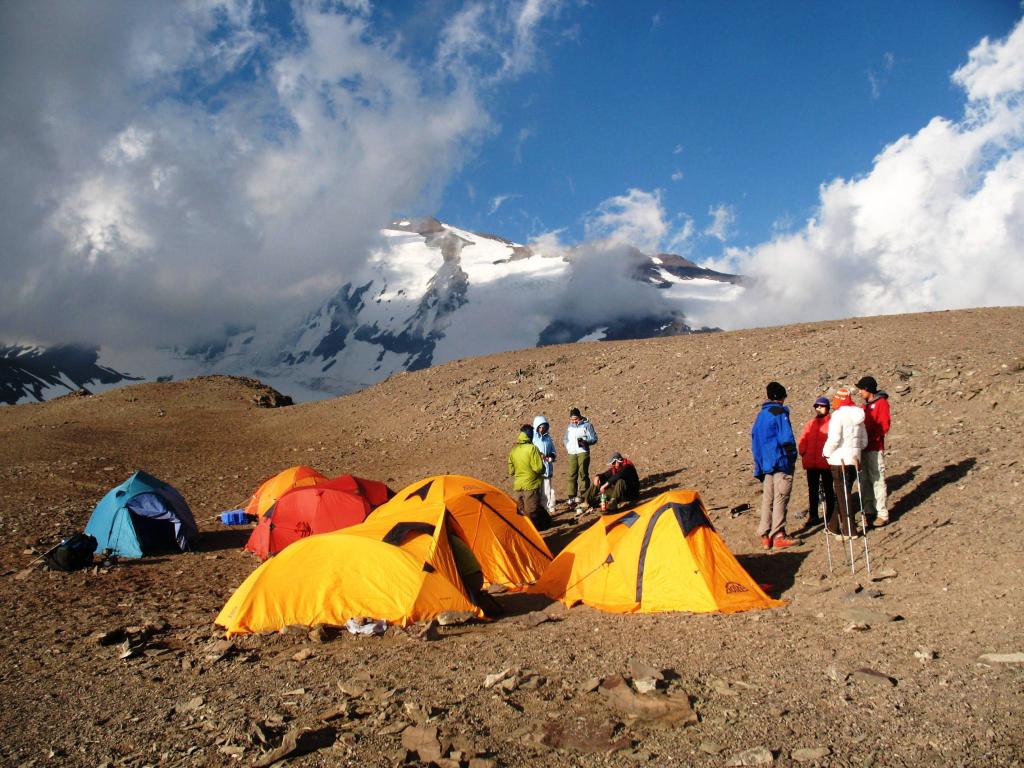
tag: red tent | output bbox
[244,475,393,559]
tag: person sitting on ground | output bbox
[578,452,640,515]
[822,387,868,539]
[797,396,836,532]
[507,424,552,531]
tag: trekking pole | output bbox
[839,461,856,574]
[855,464,873,577]
[819,478,833,574]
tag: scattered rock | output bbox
[725,746,774,765]
[978,652,1024,664]
[871,567,898,581]
[254,727,335,767]
[413,619,441,641]
[599,674,697,727]
[792,746,832,762]
[437,611,475,626]
[484,668,512,689]
[699,740,725,755]
[291,648,314,662]
[580,677,602,693]
[519,611,553,628]
[400,725,443,763]
[850,668,897,687]
[839,608,898,626]
[709,677,739,697]
[914,647,938,663]
[203,639,234,663]
[175,696,204,714]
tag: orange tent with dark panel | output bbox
[216,505,483,635]
[243,475,394,560]
[244,466,328,518]
[530,490,784,614]
[366,474,553,589]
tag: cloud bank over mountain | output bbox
[0,1,561,349]
[691,20,1024,329]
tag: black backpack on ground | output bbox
[44,533,98,572]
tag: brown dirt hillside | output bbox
[1,307,1022,768]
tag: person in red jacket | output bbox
[797,396,836,532]
[856,375,891,527]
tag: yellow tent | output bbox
[244,466,328,518]
[366,475,553,589]
[530,490,784,614]
[215,508,482,635]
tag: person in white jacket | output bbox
[822,387,868,538]
[564,407,598,505]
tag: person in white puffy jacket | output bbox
[822,387,868,537]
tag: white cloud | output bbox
[704,203,735,241]
[489,193,519,214]
[693,20,1024,331]
[0,0,560,349]
[671,170,683,182]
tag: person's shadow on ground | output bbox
[736,550,808,598]
[888,458,975,521]
[637,467,687,500]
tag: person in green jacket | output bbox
[508,424,551,531]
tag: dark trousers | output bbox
[828,465,859,535]
[583,478,636,510]
[805,468,835,523]
[518,488,552,531]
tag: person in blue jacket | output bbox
[532,415,557,518]
[751,381,799,550]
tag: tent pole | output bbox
[839,461,856,574]
[818,475,833,574]
[855,465,873,577]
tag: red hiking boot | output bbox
[760,535,772,550]
[771,532,798,549]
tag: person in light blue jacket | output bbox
[532,415,557,516]
[564,407,598,505]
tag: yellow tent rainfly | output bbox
[216,509,482,635]
[530,489,784,614]
[367,474,553,589]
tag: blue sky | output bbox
[1,0,1023,351]
[434,1,1022,253]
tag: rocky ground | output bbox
[0,306,1022,768]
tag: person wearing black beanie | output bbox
[856,374,891,527]
[751,382,799,550]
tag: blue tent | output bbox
[85,471,198,558]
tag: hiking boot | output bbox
[573,504,591,518]
[760,535,772,550]
[771,532,798,549]
[872,516,889,528]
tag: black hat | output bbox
[608,452,624,465]
[520,424,534,438]
[766,381,787,401]
[569,407,582,418]
[855,376,878,394]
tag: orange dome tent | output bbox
[243,475,394,560]
[530,490,784,614]
[366,474,553,589]
[244,466,327,518]
[216,503,482,635]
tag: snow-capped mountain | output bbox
[1,218,741,405]
[0,344,140,405]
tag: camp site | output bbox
[1,309,1022,766]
